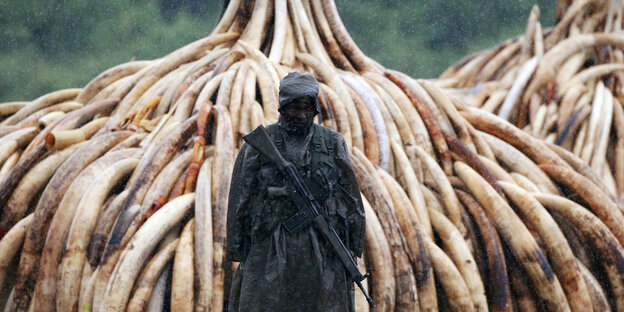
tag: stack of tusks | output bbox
[441,0,624,201]
[0,0,623,312]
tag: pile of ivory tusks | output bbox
[440,0,624,201]
[1,0,624,311]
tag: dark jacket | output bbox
[226,123,365,312]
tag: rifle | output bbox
[243,125,375,308]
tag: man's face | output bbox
[280,96,316,133]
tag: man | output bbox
[226,72,366,312]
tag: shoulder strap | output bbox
[312,124,327,154]
[256,125,286,166]
[325,128,335,160]
[311,125,323,170]
[266,125,286,154]
[311,125,336,169]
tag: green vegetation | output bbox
[0,0,556,102]
[338,0,556,78]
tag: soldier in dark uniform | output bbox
[226,72,366,312]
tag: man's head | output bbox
[278,72,320,134]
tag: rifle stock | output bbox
[242,125,289,170]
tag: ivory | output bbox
[76,60,152,104]
[377,168,436,311]
[11,131,131,311]
[0,214,34,290]
[526,33,624,104]
[56,158,139,312]
[310,0,355,72]
[339,73,390,170]
[429,208,487,312]
[126,238,178,312]
[351,150,418,311]
[420,80,473,151]
[540,164,624,247]
[32,148,139,312]
[0,152,19,184]
[414,144,466,237]
[500,182,592,312]
[214,63,241,110]
[362,197,395,312]
[365,77,415,154]
[535,193,624,311]
[498,56,538,120]
[390,139,431,238]
[1,143,82,230]
[348,88,380,166]
[243,59,279,123]
[577,260,610,312]
[590,85,613,173]
[555,52,586,89]
[156,48,228,116]
[87,190,130,270]
[91,203,141,311]
[145,267,169,312]
[0,127,38,165]
[521,5,540,61]
[320,0,377,72]
[238,0,271,49]
[24,97,118,154]
[455,162,570,311]
[560,64,624,94]
[37,111,66,130]
[210,0,241,35]
[116,32,239,117]
[2,2,624,311]
[228,63,250,143]
[170,70,214,124]
[1,88,81,127]
[238,40,280,88]
[45,117,108,150]
[171,219,195,312]
[456,189,512,312]
[319,84,352,146]
[477,40,521,83]
[0,102,27,116]
[426,239,475,312]
[141,149,193,209]
[194,159,213,312]
[16,101,83,127]
[208,105,234,312]
[268,0,287,63]
[100,194,195,312]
